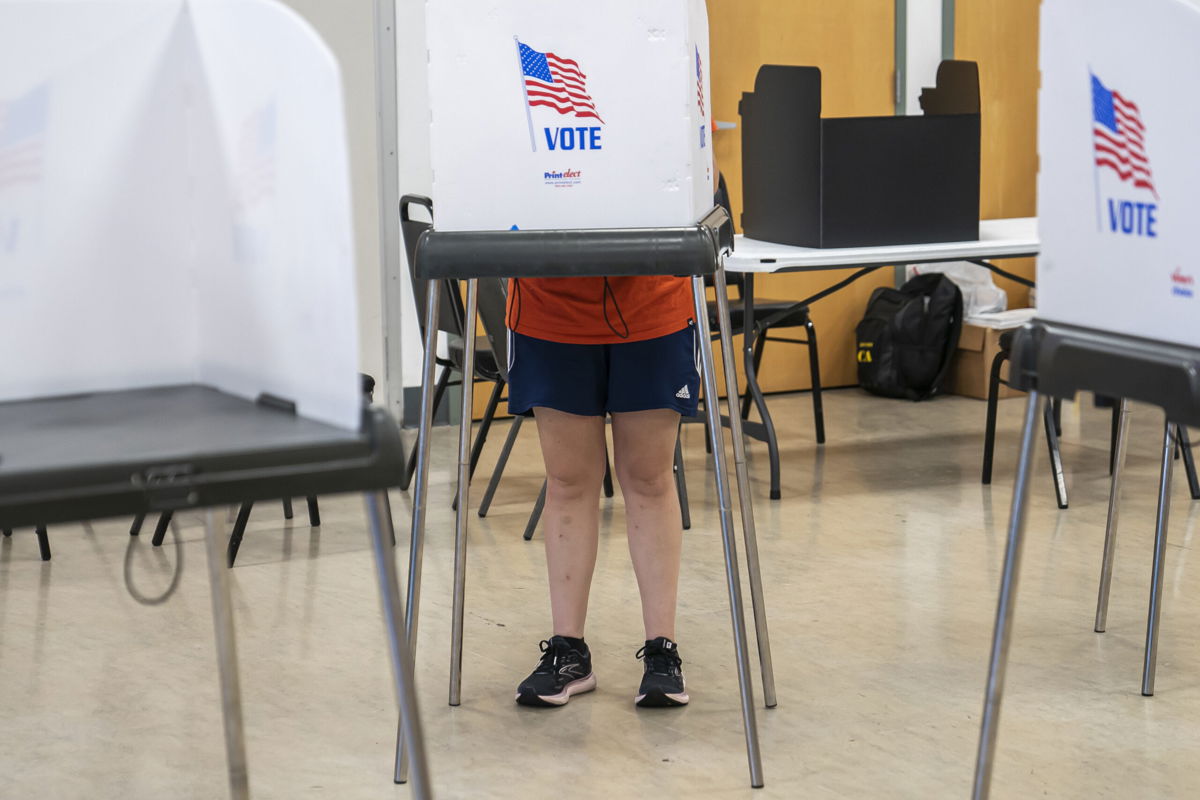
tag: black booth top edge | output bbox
[1009,319,1200,429]
[0,384,405,527]
[412,208,729,281]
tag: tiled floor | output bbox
[2,389,1198,798]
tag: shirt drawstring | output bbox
[602,278,630,340]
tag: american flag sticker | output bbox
[1091,74,1157,198]
[696,46,707,149]
[0,83,49,191]
[518,40,603,123]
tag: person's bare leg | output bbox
[611,409,683,641]
[533,407,607,638]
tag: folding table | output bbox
[0,385,430,800]
[723,217,1040,498]
[397,208,776,789]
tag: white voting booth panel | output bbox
[0,0,360,431]
[1038,0,1200,349]
[426,0,712,232]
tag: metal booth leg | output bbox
[1142,420,1177,697]
[691,276,764,788]
[202,509,250,800]
[365,491,432,799]
[395,277,442,785]
[1095,399,1131,633]
[713,266,777,710]
[449,279,479,707]
[972,390,1042,800]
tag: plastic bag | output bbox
[906,261,1008,317]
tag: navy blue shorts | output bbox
[507,324,701,417]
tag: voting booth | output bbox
[426,0,713,232]
[400,0,774,789]
[0,2,428,797]
[973,1,1200,797]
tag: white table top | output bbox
[725,218,1039,273]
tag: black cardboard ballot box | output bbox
[740,60,981,248]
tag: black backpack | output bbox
[855,273,964,401]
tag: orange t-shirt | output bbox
[506,276,694,345]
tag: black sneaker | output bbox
[635,637,689,707]
[515,636,596,707]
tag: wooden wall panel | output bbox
[710,0,896,392]
[955,0,1040,308]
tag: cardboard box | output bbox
[426,0,712,232]
[946,323,1026,401]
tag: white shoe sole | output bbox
[635,689,689,707]
[515,673,597,707]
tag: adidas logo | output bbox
[675,385,691,400]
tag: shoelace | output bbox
[533,639,570,675]
[636,645,682,676]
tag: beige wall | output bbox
[278,0,386,384]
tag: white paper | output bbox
[1038,0,1200,349]
[0,0,361,430]
[426,0,713,232]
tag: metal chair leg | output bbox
[1178,426,1199,500]
[602,449,615,498]
[36,526,51,561]
[401,363,452,491]
[742,275,782,500]
[1052,398,1064,438]
[395,278,442,785]
[449,279,479,708]
[739,331,766,421]
[1109,403,1121,475]
[282,497,294,520]
[130,514,145,536]
[306,497,321,527]
[469,380,504,481]
[479,415,524,518]
[693,275,764,788]
[674,431,691,531]
[1043,397,1069,509]
[972,390,1043,800]
[523,481,548,542]
[805,315,826,445]
[1142,420,1177,697]
[364,491,431,799]
[226,504,254,568]
[982,351,1007,484]
[451,378,505,511]
[203,509,250,800]
[713,270,777,710]
[152,512,174,547]
[1095,399,1131,633]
